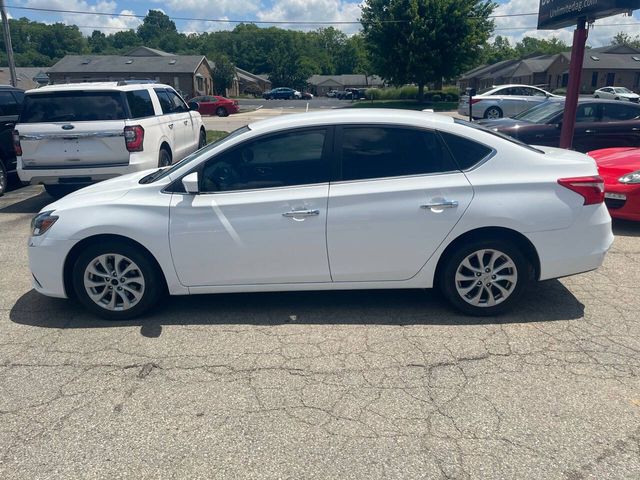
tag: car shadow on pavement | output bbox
[0,191,52,214]
[612,219,640,237]
[10,279,583,336]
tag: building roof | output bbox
[307,74,384,87]
[0,67,48,90]
[125,46,173,57]
[48,55,208,74]
[235,67,271,85]
[562,48,640,70]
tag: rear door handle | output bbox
[421,200,459,210]
[168,123,174,129]
[282,209,320,217]
[585,129,597,133]
[632,128,639,131]
[184,120,189,125]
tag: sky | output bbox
[5,0,640,47]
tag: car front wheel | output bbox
[484,106,503,119]
[72,241,164,320]
[216,107,227,117]
[439,240,531,316]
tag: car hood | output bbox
[618,93,640,99]
[41,168,161,213]
[587,147,640,181]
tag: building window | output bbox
[591,72,598,87]
[561,73,568,87]
[634,73,640,89]
[606,72,615,85]
[197,76,204,92]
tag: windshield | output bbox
[139,126,250,184]
[615,87,632,93]
[454,118,544,154]
[513,101,564,123]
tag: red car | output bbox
[190,95,239,117]
[589,147,640,221]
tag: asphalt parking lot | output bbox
[1,186,640,479]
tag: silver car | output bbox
[458,84,559,119]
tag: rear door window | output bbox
[338,126,458,181]
[601,103,640,121]
[19,91,127,123]
[126,89,155,118]
[154,89,174,114]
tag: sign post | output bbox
[538,0,640,149]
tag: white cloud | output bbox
[492,0,640,47]
[157,0,260,19]
[24,0,141,34]
[256,0,361,33]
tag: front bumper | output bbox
[603,183,640,221]
[28,236,75,298]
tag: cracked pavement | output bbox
[1,185,639,479]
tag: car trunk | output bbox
[16,90,130,168]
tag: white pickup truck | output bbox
[14,82,206,197]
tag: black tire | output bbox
[72,241,164,320]
[0,161,7,197]
[615,97,620,100]
[594,95,599,98]
[439,239,531,316]
[484,106,503,119]
[158,147,172,167]
[44,184,78,199]
[198,129,207,149]
[216,107,227,117]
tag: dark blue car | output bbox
[263,87,301,100]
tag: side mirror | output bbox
[188,101,199,111]
[182,172,199,194]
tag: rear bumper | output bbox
[526,204,614,281]
[17,153,153,185]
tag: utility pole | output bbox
[0,0,17,87]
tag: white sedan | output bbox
[593,86,640,103]
[458,84,558,119]
[28,110,613,320]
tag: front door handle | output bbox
[282,209,320,217]
[184,120,189,125]
[632,128,639,132]
[421,200,458,210]
[585,129,597,133]
[168,123,174,129]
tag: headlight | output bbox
[618,170,640,184]
[31,210,58,236]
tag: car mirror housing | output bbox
[188,101,199,111]
[182,172,199,193]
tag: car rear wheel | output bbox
[594,95,599,98]
[439,240,531,316]
[158,148,172,167]
[615,97,620,100]
[72,241,164,320]
[0,161,7,197]
[484,106,503,119]
[198,129,206,149]
[216,107,227,117]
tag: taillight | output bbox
[12,130,22,156]
[470,98,482,105]
[558,176,605,205]
[124,125,144,152]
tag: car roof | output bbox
[0,84,24,92]
[248,109,455,132]
[24,82,174,94]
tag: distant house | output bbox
[458,45,640,93]
[0,67,49,90]
[307,74,385,96]
[47,47,213,99]
[207,63,272,97]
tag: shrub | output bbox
[432,94,442,102]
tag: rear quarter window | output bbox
[20,91,127,123]
[126,90,155,118]
[439,131,493,170]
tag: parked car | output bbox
[14,82,206,198]
[189,95,239,117]
[27,109,612,320]
[301,92,314,100]
[594,86,640,103]
[262,87,301,100]
[326,90,339,98]
[589,147,640,221]
[458,84,558,119]
[0,85,24,196]
[478,98,640,153]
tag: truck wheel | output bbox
[0,162,7,197]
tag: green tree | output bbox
[482,35,516,64]
[514,36,568,57]
[611,32,640,48]
[88,30,109,53]
[361,0,495,99]
[137,10,178,46]
[210,54,236,95]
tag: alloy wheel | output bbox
[486,108,501,119]
[83,253,146,311]
[454,249,518,307]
